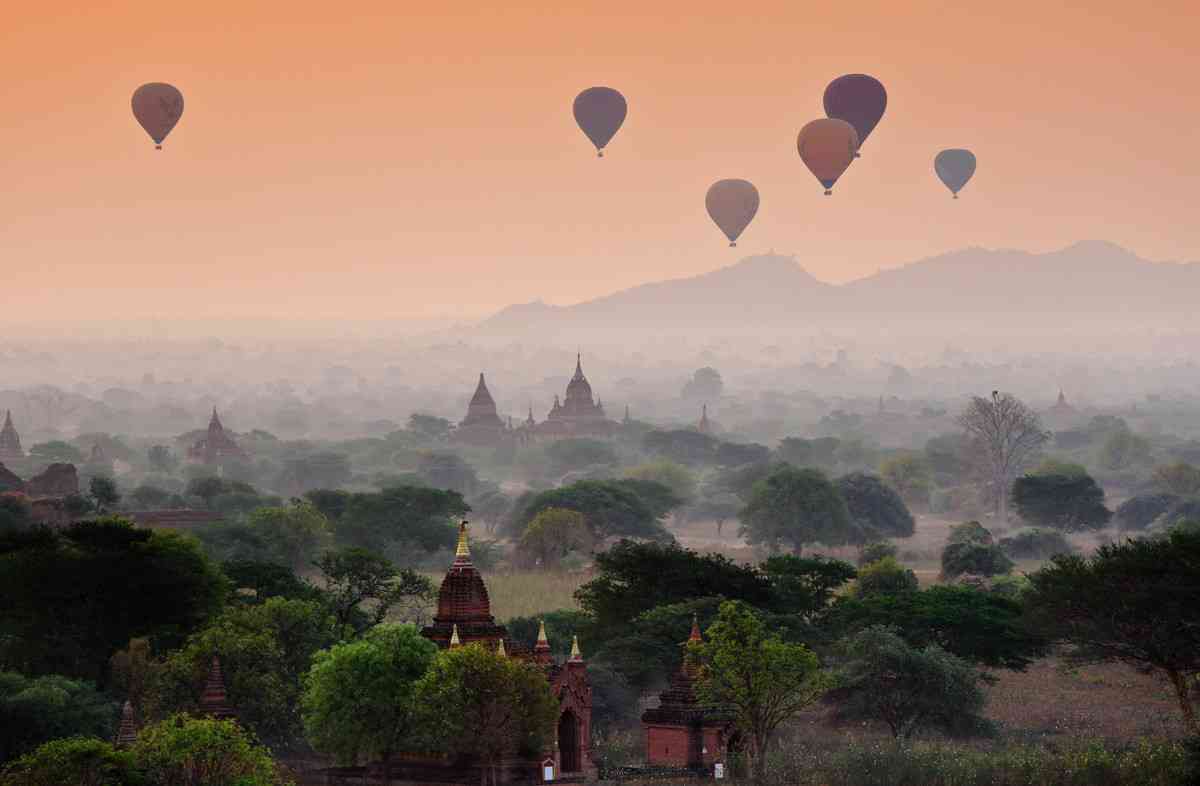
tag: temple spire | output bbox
[497,638,507,657]
[689,614,702,643]
[115,700,138,748]
[455,520,471,560]
[533,619,553,664]
[450,624,462,648]
[569,635,583,662]
[199,656,236,720]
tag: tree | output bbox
[998,528,1076,560]
[509,480,673,542]
[827,585,1048,670]
[851,557,918,598]
[244,501,331,572]
[879,453,932,507]
[833,625,986,738]
[29,440,84,463]
[686,492,742,537]
[687,601,827,784]
[408,413,453,441]
[740,465,852,554]
[0,493,33,532]
[642,430,718,466]
[129,484,172,509]
[715,441,770,467]
[948,520,994,545]
[758,554,857,619]
[1010,472,1112,532]
[1153,462,1200,497]
[415,644,559,786]
[222,559,322,604]
[131,714,288,786]
[544,439,618,473]
[316,547,434,635]
[416,452,479,495]
[776,437,840,469]
[682,367,723,400]
[334,485,467,554]
[1025,529,1200,735]
[87,476,120,513]
[186,476,227,509]
[957,391,1049,521]
[468,490,512,535]
[610,478,684,521]
[0,518,227,684]
[923,433,974,486]
[145,597,337,748]
[0,671,116,763]
[1099,428,1152,471]
[518,508,592,569]
[0,737,135,786]
[623,461,697,507]
[147,445,177,473]
[303,624,438,785]
[941,540,1013,580]
[279,452,352,495]
[856,540,897,566]
[835,472,915,543]
[1116,492,1180,531]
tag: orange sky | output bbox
[2,0,1197,323]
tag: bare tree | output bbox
[957,391,1049,521]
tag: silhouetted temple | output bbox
[697,405,712,435]
[187,408,248,464]
[530,355,620,441]
[199,655,237,721]
[453,373,512,447]
[0,411,23,461]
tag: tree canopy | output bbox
[740,465,852,553]
[1010,472,1112,532]
[1115,492,1178,531]
[0,671,116,764]
[517,507,592,569]
[836,472,915,542]
[508,480,674,542]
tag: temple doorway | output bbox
[558,710,580,773]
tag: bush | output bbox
[857,541,897,566]
[852,558,918,598]
[999,528,1077,560]
[1115,493,1178,531]
[941,541,1013,580]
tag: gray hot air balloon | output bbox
[934,149,976,198]
[132,83,184,150]
[705,179,760,247]
[573,87,627,157]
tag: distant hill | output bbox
[474,242,1199,338]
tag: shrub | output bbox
[999,528,1077,560]
[1115,493,1178,531]
[857,541,897,566]
[941,541,1013,580]
[852,558,918,598]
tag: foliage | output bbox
[415,452,480,495]
[147,444,177,473]
[466,489,513,534]
[131,714,288,786]
[0,519,227,684]
[740,465,853,553]
[1099,429,1152,471]
[1024,529,1200,735]
[302,624,438,780]
[508,480,673,542]
[836,472,915,542]
[0,493,33,532]
[278,452,352,495]
[504,609,592,663]
[29,440,84,463]
[687,600,827,784]
[716,441,771,467]
[221,560,323,604]
[856,540,897,566]
[1162,498,1200,531]
[957,392,1049,520]
[128,485,172,509]
[1115,492,1178,531]
[146,597,338,748]
[642,429,719,466]
[544,439,619,473]
[759,554,857,618]
[998,528,1077,560]
[623,461,697,506]
[833,625,987,738]
[852,557,918,598]
[408,413,453,440]
[315,547,435,635]
[0,737,136,786]
[941,540,1014,580]
[0,672,116,763]
[686,491,743,536]
[518,507,592,569]
[414,644,560,785]
[777,437,841,469]
[332,485,467,554]
[710,461,775,502]
[827,585,1048,670]
[923,433,975,486]
[88,476,120,513]
[241,501,331,572]
[1010,472,1112,532]
[879,453,932,507]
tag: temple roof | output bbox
[199,656,237,721]
[423,522,508,649]
[0,410,22,456]
[564,354,594,405]
[470,373,496,409]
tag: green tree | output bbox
[29,441,84,463]
[1010,472,1112,532]
[1099,428,1153,471]
[642,429,719,466]
[623,461,697,506]
[833,625,987,738]
[87,476,120,513]
[509,480,673,542]
[715,441,770,467]
[0,493,34,532]
[469,489,513,535]
[415,644,559,786]
[1116,492,1179,531]
[609,478,684,521]
[131,714,288,786]
[0,672,116,763]
[303,624,438,785]
[686,492,742,537]
[221,560,322,604]
[335,486,467,554]
[1025,529,1200,735]
[316,547,434,635]
[687,601,827,784]
[544,439,619,473]
[0,737,135,786]
[128,485,171,509]
[1153,462,1200,496]
[244,501,331,572]
[998,528,1076,560]
[879,453,931,507]
[145,597,337,748]
[186,476,226,509]
[947,520,994,545]
[518,507,592,569]
[740,465,852,554]
[776,437,840,469]
[941,540,1013,580]
[147,445,177,473]
[758,554,857,619]
[856,540,897,566]
[851,557,918,598]
[416,452,479,495]
[408,413,453,441]
[836,472,915,543]
[0,519,226,684]
[279,453,352,495]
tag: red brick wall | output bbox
[645,725,691,766]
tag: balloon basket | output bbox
[729,242,737,247]
[597,150,604,158]
[824,190,832,196]
[155,145,162,150]
[953,194,959,199]
[854,152,861,158]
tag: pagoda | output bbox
[0,411,23,461]
[199,656,237,721]
[697,404,712,435]
[422,522,509,649]
[642,617,732,771]
[187,408,248,464]
[453,373,511,447]
[534,355,619,440]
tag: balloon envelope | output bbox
[797,119,858,194]
[573,87,627,156]
[132,83,184,147]
[935,149,977,197]
[705,179,760,246]
[823,74,887,152]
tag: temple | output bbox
[453,373,513,447]
[642,617,732,773]
[1046,390,1077,419]
[528,355,619,441]
[0,410,23,461]
[696,405,712,435]
[187,408,248,464]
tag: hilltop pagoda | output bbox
[453,373,512,447]
[0,410,23,461]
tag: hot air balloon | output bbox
[934,149,977,198]
[797,119,858,195]
[573,87,627,157]
[823,74,887,156]
[705,179,760,247]
[132,83,184,150]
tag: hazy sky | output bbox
[3,0,1197,322]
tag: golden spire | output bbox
[569,635,582,661]
[497,638,507,657]
[536,619,549,646]
[450,624,461,647]
[455,520,471,559]
[689,614,703,642]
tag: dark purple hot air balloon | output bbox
[823,74,886,156]
[132,83,184,150]
[935,149,977,198]
[705,179,760,247]
[573,87,627,157]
